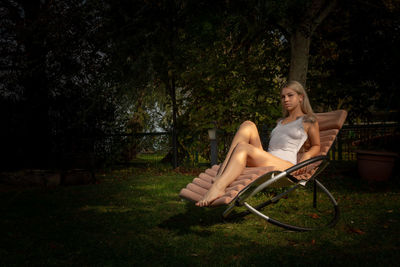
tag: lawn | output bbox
[1,162,399,266]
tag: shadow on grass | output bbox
[158,202,232,236]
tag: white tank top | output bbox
[268,116,308,164]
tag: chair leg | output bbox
[241,179,339,231]
[223,183,300,220]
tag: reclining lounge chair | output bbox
[179,110,348,231]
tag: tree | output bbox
[287,0,337,86]
[241,0,337,86]
[307,0,400,122]
[0,0,126,169]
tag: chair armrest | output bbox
[284,155,328,175]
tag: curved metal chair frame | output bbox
[222,156,339,231]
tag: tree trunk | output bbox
[289,31,311,87]
[287,0,337,87]
[170,75,178,168]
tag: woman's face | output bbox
[281,87,303,112]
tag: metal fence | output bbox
[5,123,395,171]
[114,123,399,168]
[330,123,400,161]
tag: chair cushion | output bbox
[316,110,347,131]
[179,165,275,206]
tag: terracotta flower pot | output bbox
[356,150,398,182]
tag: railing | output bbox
[105,123,399,168]
[8,124,396,171]
[329,123,400,161]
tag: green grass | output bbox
[134,153,210,167]
[136,153,167,161]
[0,162,399,266]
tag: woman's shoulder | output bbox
[302,114,319,134]
[302,114,317,124]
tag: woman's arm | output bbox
[299,121,320,162]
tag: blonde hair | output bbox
[281,81,316,123]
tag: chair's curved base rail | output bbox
[223,179,340,232]
[222,183,300,221]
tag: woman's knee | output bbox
[240,120,256,128]
[240,120,256,127]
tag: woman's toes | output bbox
[196,200,206,207]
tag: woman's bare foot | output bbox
[195,184,225,207]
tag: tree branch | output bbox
[311,0,338,33]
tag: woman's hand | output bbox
[292,153,312,175]
[299,153,311,163]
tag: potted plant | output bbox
[353,134,399,182]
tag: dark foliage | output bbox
[1,0,398,170]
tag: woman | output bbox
[196,81,320,207]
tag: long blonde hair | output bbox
[281,81,316,122]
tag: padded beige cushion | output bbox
[316,110,347,131]
[180,165,275,206]
[179,110,347,206]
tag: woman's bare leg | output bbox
[196,142,293,207]
[217,121,263,177]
